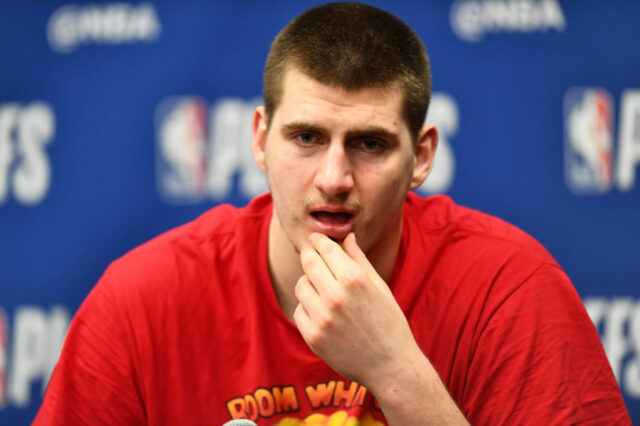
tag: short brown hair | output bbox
[263,2,431,140]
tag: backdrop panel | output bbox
[1,1,638,424]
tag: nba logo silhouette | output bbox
[0,309,7,407]
[155,97,208,203]
[564,88,614,195]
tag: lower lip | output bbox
[310,214,354,239]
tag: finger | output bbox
[300,241,337,297]
[307,232,360,280]
[342,233,390,291]
[294,275,325,321]
[341,232,375,275]
[293,302,311,334]
[293,303,320,351]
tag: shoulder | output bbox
[129,193,271,256]
[101,193,272,298]
[404,192,555,265]
[399,193,566,306]
[404,193,546,249]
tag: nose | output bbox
[313,142,354,196]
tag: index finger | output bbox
[300,241,337,291]
[307,232,360,280]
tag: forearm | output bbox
[368,347,468,426]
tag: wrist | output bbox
[366,348,468,426]
[367,347,433,406]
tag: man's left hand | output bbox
[293,232,420,391]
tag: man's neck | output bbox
[267,210,402,323]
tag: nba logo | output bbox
[0,308,8,407]
[564,88,614,195]
[155,97,209,203]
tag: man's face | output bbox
[253,67,435,257]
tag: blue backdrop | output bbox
[1,1,639,424]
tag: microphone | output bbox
[222,420,258,426]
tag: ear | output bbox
[252,106,268,172]
[409,124,438,190]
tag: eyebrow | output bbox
[281,122,325,137]
[345,127,397,140]
[281,121,398,140]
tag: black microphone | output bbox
[222,419,258,426]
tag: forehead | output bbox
[272,67,409,136]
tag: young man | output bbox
[35,3,630,425]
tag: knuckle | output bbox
[293,303,304,323]
[294,276,307,297]
[306,327,324,347]
[340,269,365,289]
[325,293,345,312]
[317,311,335,330]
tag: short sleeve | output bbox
[462,264,631,425]
[33,268,146,425]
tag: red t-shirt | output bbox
[34,193,630,425]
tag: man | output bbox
[35,2,630,425]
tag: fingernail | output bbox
[308,232,321,244]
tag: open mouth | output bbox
[309,209,355,239]
[310,211,354,225]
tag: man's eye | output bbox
[295,133,316,144]
[358,139,384,152]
